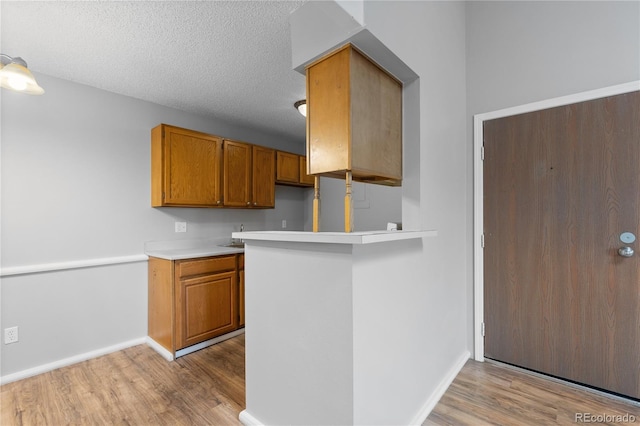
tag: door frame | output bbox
[473,80,640,362]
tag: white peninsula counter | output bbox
[234,230,437,425]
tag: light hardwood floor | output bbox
[1,335,245,425]
[2,334,639,425]
[425,360,640,426]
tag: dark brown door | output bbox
[483,91,640,399]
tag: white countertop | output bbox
[232,230,437,245]
[144,238,243,260]
[144,231,437,260]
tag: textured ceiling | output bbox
[0,0,308,141]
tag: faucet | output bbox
[240,224,244,233]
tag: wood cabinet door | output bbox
[176,271,238,350]
[306,46,351,175]
[154,125,222,207]
[276,151,300,184]
[299,156,315,186]
[223,140,252,207]
[252,145,275,208]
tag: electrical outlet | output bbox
[282,220,287,229]
[175,222,187,233]
[4,327,18,344]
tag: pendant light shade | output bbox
[0,54,45,95]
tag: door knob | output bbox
[618,246,634,258]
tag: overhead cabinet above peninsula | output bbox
[151,124,279,208]
[306,43,403,186]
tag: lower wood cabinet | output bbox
[238,254,245,327]
[148,254,245,356]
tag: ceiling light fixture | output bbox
[0,54,45,95]
[294,100,306,117]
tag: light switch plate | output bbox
[175,222,187,233]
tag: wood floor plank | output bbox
[3,336,639,425]
[1,335,246,426]
[426,360,640,426]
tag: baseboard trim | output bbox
[239,409,264,426]
[146,329,247,362]
[0,337,147,385]
[175,328,245,358]
[146,337,174,361]
[410,350,471,425]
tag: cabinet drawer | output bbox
[238,254,244,270]
[177,255,236,278]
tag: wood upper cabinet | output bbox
[223,140,252,207]
[151,124,277,209]
[252,145,276,207]
[276,151,300,184]
[275,151,313,187]
[306,43,402,186]
[223,140,275,208]
[151,124,223,207]
[148,254,240,355]
[299,156,315,186]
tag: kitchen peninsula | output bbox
[236,230,436,425]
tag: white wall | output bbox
[309,2,639,419]
[362,1,469,421]
[465,0,640,350]
[296,0,469,422]
[467,1,640,115]
[0,74,308,377]
[306,3,640,420]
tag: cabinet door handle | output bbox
[253,202,257,206]
[246,201,251,206]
